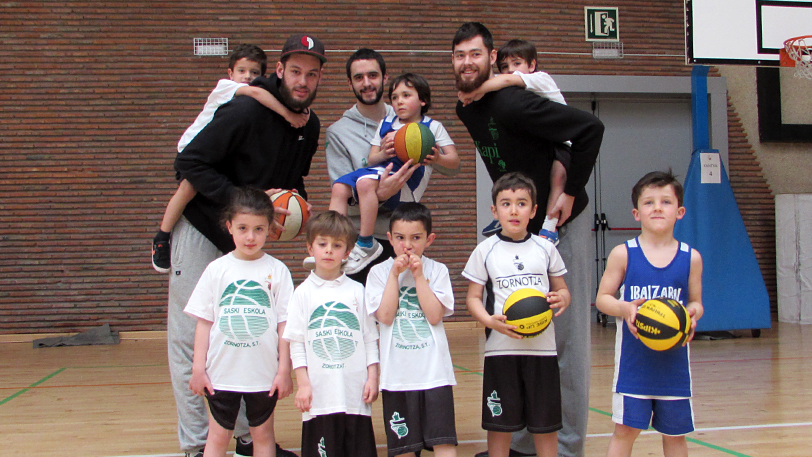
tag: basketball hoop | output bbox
[780,35,812,80]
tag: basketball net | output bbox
[781,35,812,80]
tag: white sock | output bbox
[542,217,558,232]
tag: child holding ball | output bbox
[283,211,380,457]
[322,73,459,275]
[595,170,704,457]
[184,187,294,457]
[463,172,571,457]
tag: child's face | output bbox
[497,56,536,75]
[632,184,685,233]
[491,188,538,240]
[226,213,270,261]
[390,82,425,124]
[307,235,351,276]
[387,220,435,258]
[228,58,263,84]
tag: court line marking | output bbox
[0,367,65,406]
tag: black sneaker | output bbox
[275,443,299,457]
[151,238,171,273]
[235,437,253,457]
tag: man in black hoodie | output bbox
[169,34,326,457]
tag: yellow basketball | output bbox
[635,297,691,351]
[503,288,552,336]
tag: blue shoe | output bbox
[482,219,502,237]
[538,228,559,246]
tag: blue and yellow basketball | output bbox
[634,297,691,351]
[394,122,435,164]
[503,288,553,336]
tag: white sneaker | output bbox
[344,239,384,274]
[302,256,315,270]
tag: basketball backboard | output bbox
[686,0,812,65]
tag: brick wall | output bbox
[0,1,775,333]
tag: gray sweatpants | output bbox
[167,217,250,452]
[511,212,593,457]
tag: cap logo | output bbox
[302,36,314,50]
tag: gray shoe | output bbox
[343,239,383,274]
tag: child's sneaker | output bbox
[481,219,502,237]
[234,437,252,457]
[151,238,171,273]
[302,256,315,270]
[344,239,383,274]
[538,228,559,246]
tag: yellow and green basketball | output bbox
[394,122,435,164]
[634,297,691,351]
[503,288,553,336]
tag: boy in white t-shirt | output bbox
[184,187,294,457]
[458,39,568,245]
[283,211,380,457]
[152,44,309,273]
[365,202,458,457]
[463,172,572,457]
[325,73,460,275]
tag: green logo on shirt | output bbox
[217,279,270,342]
[393,286,431,347]
[308,301,360,362]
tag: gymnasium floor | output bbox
[1,315,810,457]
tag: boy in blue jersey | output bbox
[595,170,704,457]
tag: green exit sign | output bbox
[585,7,619,41]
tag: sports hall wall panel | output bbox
[0,1,775,333]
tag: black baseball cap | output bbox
[281,34,327,63]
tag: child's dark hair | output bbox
[389,202,432,234]
[496,39,537,73]
[388,73,431,115]
[304,210,358,246]
[346,48,386,79]
[631,170,684,208]
[491,172,537,205]
[229,44,268,76]
[221,187,274,228]
[452,21,494,52]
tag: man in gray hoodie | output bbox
[323,48,419,283]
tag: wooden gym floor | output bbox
[1,316,810,457]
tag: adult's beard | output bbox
[354,84,384,106]
[279,79,318,113]
[455,67,490,94]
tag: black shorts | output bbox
[381,386,458,456]
[301,413,377,457]
[482,355,562,434]
[205,390,278,430]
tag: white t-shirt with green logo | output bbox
[366,256,457,391]
[184,252,293,392]
[283,272,379,421]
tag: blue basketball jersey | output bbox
[614,237,693,397]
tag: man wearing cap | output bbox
[169,34,326,457]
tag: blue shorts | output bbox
[333,168,402,210]
[612,393,694,436]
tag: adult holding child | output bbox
[452,22,604,457]
[169,34,326,457]
[324,49,460,284]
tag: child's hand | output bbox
[457,88,485,106]
[622,298,646,338]
[270,371,293,399]
[422,145,441,166]
[489,314,523,339]
[363,377,379,403]
[381,131,397,159]
[284,108,310,129]
[407,254,424,279]
[684,306,699,345]
[391,253,410,276]
[294,384,312,412]
[547,289,571,317]
[189,369,213,397]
